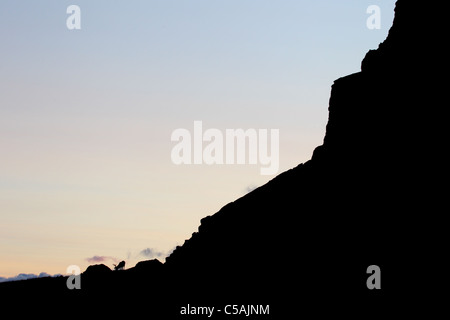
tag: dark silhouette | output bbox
[133,258,163,271]
[0,0,446,317]
[113,261,125,271]
[84,263,112,275]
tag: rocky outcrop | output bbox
[0,0,446,316]
[165,0,447,311]
[133,259,163,271]
[83,264,112,276]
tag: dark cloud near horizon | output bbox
[0,272,61,283]
[245,184,258,193]
[85,255,118,263]
[139,248,165,259]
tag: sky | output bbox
[0,0,395,279]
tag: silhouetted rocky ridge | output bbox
[1,0,446,317]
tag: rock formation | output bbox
[0,0,446,317]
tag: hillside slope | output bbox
[1,0,446,317]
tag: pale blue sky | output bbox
[0,0,395,277]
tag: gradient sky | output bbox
[0,0,395,278]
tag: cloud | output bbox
[139,248,165,259]
[245,184,258,193]
[0,272,60,283]
[85,255,118,263]
[167,246,177,256]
